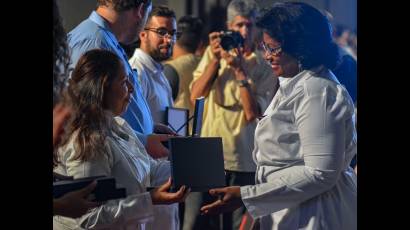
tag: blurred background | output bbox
[57,0,356,36]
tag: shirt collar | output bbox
[278,65,328,96]
[89,11,111,31]
[88,11,120,48]
[133,49,164,73]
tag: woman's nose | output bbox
[264,52,273,62]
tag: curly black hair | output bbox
[256,2,339,70]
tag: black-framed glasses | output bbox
[144,27,177,40]
[260,42,282,56]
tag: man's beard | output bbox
[148,43,173,62]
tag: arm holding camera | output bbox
[227,47,261,122]
[191,31,261,122]
[190,32,223,105]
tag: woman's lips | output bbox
[270,63,280,69]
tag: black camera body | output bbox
[220,30,244,51]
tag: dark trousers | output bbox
[182,170,255,230]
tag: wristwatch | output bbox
[237,79,251,87]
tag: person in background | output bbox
[333,24,356,60]
[129,5,176,125]
[163,15,204,128]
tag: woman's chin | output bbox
[272,67,282,76]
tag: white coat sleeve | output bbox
[240,91,349,218]
[62,139,155,229]
[149,158,171,187]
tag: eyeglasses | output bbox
[260,42,282,56]
[144,27,177,40]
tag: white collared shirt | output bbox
[129,49,174,124]
[240,66,357,230]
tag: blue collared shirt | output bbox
[67,11,153,145]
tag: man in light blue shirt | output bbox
[68,0,169,158]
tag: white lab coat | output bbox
[53,117,173,230]
[240,66,357,230]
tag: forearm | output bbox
[190,58,220,105]
[78,192,154,228]
[149,159,171,187]
[241,164,341,219]
[235,69,260,121]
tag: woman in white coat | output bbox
[53,49,189,229]
[200,2,357,230]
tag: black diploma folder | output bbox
[53,176,126,202]
[168,137,226,192]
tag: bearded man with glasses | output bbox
[129,5,177,126]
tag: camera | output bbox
[220,30,244,51]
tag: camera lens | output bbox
[220,31,244,51]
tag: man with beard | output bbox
[129,5,176,124]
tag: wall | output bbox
[57,0,356,34]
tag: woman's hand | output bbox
[146,134,171,159]
[150,178,190,205]
[53,181,101,218]
[200,186,243,215]
[154,123,177,135]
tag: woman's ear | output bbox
[139,30,147,42]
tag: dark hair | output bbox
[53,0,70,106]
[147,5,176,25]
[97,0,151,12]
[256,2,339,70]
[59,49,123,163]
[176,15,204,53]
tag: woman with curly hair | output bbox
[201,2,357,229]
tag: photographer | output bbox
[189,0,278,229]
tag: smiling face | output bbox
[262,32,300,78]
[140,15,177,61]
[104,65,134,116]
